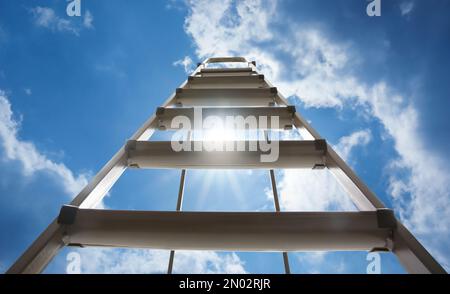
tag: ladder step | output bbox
[175,87,278,106]
[204,57,248,63]
[155,106,296,130]
[198,72,258,77]
[58,208,395,252]
[187,74,266,89]
[126,140,327,169]
[201,67,253,73]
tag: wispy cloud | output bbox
[400,1,415,16]
[23,88,32,96]
[166,0,186,11]
[73,248,246,274]
[296,252,349,274]
[170,251,246,274]
[182,0,450,269]
[94,62,126,78]
[0,90,88,196]
[30,6,94,36]
[30,6,79,35]
[335,129,372,162]
[83,10,94,29]
[173,56,194,73]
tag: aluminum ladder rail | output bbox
[7,57,446,274]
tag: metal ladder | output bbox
[7,57,446,274]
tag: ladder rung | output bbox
[198,71,258,77]
[204,57,247,63]
[125,140,327,169]
[201,67,253,73]
[187,74,266,89]
[175,88,277,106]
[59,208,395,252]
[155,106,296,130]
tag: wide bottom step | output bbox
[58,207,395,252]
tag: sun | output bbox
[201,127,237,142]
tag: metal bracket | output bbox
[376,209,397,229]
[57,205,79,225]
[286,105,296,115]
[125,140,140,168]
[286,105,297,131]
[368,209,396,252]
[370,247,391,253]
[125,140,137,152]
[156,107,166,130]
[312,164,326,170]
[314,139,328,154]
[156,107,165,116]
[312,139,328,169]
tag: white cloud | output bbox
[296,252,349,274]
[166,0,185,11]
[30,6,94,36]
[184,0,276,58]
[171,250,246,274]
[183,0,357,108]
[182,0,450,269]
[83,10,94,29]
[335,129,372,161]
[367,84,450,234]
[76,248,168,274]
[274,130,371,212]
[24,88,32,96]
[0,91,88,196]
[275,168,356,212]
[173,56,194,73]
[94,62,126,78]
[74,248,246,274]
[31,7,56,27]
[400,1,415,16]
[31,6,79,35]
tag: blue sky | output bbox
[0,0,449,273]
